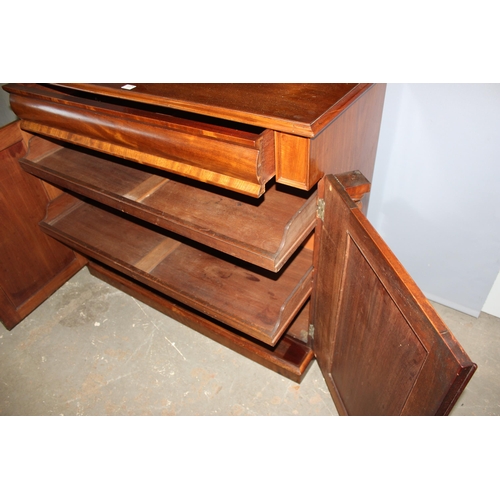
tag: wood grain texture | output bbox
[0,121,86,330]
[44,83,368,137]
[41,195,314,345]
[313,172,476,415]
[4,83,383,194]
[311,84,386,183]
[275,84,386,189]
[275,134,311,190]
[21,136,316,271]
[5,86,276,196]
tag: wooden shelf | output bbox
[40,194,314,346]
[22,136,317,272]
[88,261,314,383]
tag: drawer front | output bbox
[7,85,275,197]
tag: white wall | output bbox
[482,272,500,317]
[0,84,16,128]
[368,84,500,318]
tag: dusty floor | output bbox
[1,267,499,416]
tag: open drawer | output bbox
[5,83,275,197]
[20,136,316,272]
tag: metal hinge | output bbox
[308,323,315,340]
[317,198,325,221]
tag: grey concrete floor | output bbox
[1,266,499,416]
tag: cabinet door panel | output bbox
[0,121,86,330]
[313,172,476,416]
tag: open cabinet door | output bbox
[0,121,87,330]
[312,172,476,416]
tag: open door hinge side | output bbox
[308,323,315,340]
[317,198,325,221]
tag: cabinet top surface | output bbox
[48,83,372,137]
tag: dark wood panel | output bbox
[0,121,86,330]
[330,239,428,415]
[313,172,476,415]
[88,261,314,383]
[20,136,317,272]
[41,195,314,345]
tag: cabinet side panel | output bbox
[275,84,386,192]
[310,83,386,183]
[0,122,86,329]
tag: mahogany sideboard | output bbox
[0,83,476,415]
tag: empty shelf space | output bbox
[21,137,317,272]
[41,194,314,346]
[89,261,315,382]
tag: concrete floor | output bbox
[1,266,499,416]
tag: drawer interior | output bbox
[40,194,314,346]
[22,136,317,272]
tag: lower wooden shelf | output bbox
[88,261,314,383]
[40,194,314,346]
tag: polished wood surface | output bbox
[21,136,316,272]
[4,83,382,196]
[313,172,477,415]
[48,83,367,137]
[5,84,276,197]
[0,121,86,329]
[275,84,386,189]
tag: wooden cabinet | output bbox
[1,83,476,415]
[0,121,86,329]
